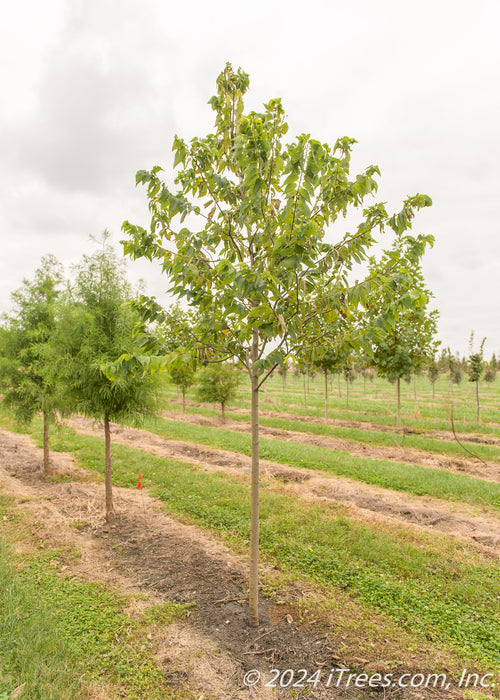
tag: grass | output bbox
[164,402,500,464]
[1,378,500,676]
[0,494,190,700]
[143,415,500,510]
[13,422,500,666]
[164,372,500,437]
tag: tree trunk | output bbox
[432,381,435,399]
[397,378,401,429]
[249,328,260,627]
[182,388,186,415]
[221,402,226,422]
[43,410,51,477]
[345,378,349,411]
[324,369,328,423]
[413,375,417,401]
[303,373,307,408]
[363,373,366,394]
[337,373,342,398]
[104,414,114,522]
[476,381,480,422]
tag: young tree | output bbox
[0,256,64,476]
[467,333,486,422]
[366,248,438,429]
[121,63,432,625]
[447,348,463,388]
[316,350,343,422]
[484,366,496,383]
[52,234,159,521]
[167,354,196,414]
[277,363,288,391]
[437,347,449,373]
[310,324,351,422]
[343,357,356,411]
[196,363,241,420]
[484,352,497,384]
[427,359,440,398]
[357,356,374,394]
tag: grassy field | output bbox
[0,493,190,700]
[0,370,499,697]
[178,370,500,435]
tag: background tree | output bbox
[121,63,432,625]
[142,303,198,412]
[427,358,440,398]
[52,234,159,521]
[306,307,356,421]
[167,354,196,414]
[357,355,374,394]
[311,319,353,421]
[366,245,438,429]
[484,366,496,383]
[467,333,486,422]
[277,363,288,391]
[343,357,356,411]
[315,348,344,422]
[447,348,463,388]
[0,256,64,476]
[437,348,449,374]
[196,363,241,420]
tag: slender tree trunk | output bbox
[324,369,328,423]
[221,402,226,422]
[413,375,417,401]
[476,381,480,422]
[104,414,114,522]
[43,410,51,477]
[182,388,186,415]
[346,378,349,411]
[303,373,307,408]
[337,373,341,398]
[363,373,366,394]
[249,328,260,627]
[397,378,401,429]
[432,381,435,399]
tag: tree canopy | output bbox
[120,63,433,625]
[0,255,64,475]
[52,233,159,520]
[364,238,438,427]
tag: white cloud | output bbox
[0,0,499,355]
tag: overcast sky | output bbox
[1,0,499,357]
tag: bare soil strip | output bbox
[0,428,472,699]
[252,399,500,436]
[66,417,500,554]
[167,403,500,478]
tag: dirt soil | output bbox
[0,427,489,700]
[67,416,500,555]
[165,405,500,482]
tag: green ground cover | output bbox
[164,402,500,464]
[162,372,500,436]
[0,496,188,700]
[142,416,500,510]
[3,419,499,666]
